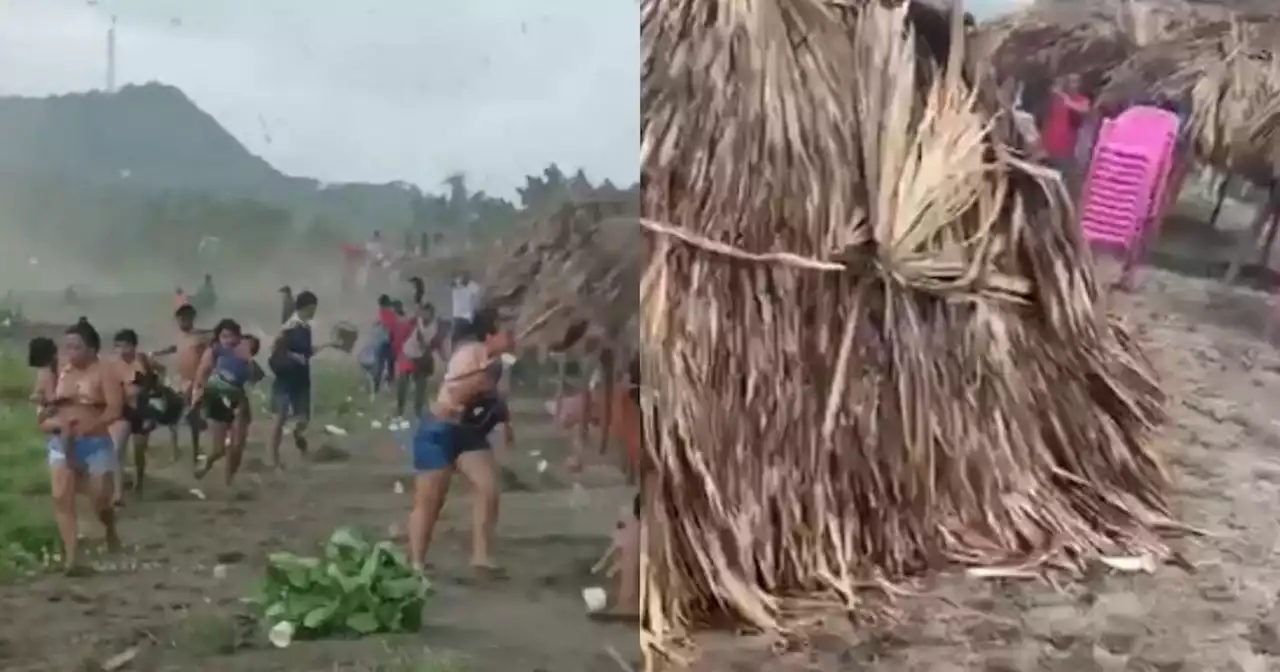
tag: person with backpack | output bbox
[267,291,338,469]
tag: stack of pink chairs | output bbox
[1077,105,1181,290]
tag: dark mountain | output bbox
[0,82,418,232]
[0,83,282,193]
[0,82,637,279]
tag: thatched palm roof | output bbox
[642,0,1170,649]
[1099,15,1280,181]
[977,0,1223,85]
[476,198,639,354]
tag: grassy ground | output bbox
[0,354,58,579]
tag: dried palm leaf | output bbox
[1184,29,1280,180]
[977,0,1215,84]
[1248,95,1280,178]
[642,0,1171,650]
[477,197,640,354]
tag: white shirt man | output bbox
[357,232,385,291]
[450,277,482,322]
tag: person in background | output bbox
[576,353,642,621]
[278,286,294,325]
[267,291,336,468]
[449,271,482,345]
[407,308,514,575]
[174,286,189,309]
[340,243,363,297]
[407,276,426,310]
[373,295,398,394]
[39,320,124,574]
[361,230,386,293]
[395,302,445,421]
[192,274,217,313]
[1040,73,1091,189]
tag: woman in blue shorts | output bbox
[34,320,125,574]
[407,307,515,576]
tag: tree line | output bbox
[2,164,638,280]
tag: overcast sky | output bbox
[0,0,1026,198]
[0,0,639,197]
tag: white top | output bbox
[364,238,386,266]
[451,281,481,320]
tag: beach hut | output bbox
[640,0,1171,662]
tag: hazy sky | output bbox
[0,0,1026,197]
[0,0,639,197]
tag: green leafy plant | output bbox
[253,527,430,641]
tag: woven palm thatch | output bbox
[641,0,1172,645]
[476,198,640,354]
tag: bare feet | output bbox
[63,563,95,578]
[194,452,222,479]
[587,607,640,623]
[470,562,508,581]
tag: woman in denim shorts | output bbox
[34,320,125,574]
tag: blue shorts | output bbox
[411,416,490,472]
[271,385,311,421]
[48,435,117,475]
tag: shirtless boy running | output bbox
[149,304,211,468]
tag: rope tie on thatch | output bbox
[640,218,847,272]
[640,217,1033,299]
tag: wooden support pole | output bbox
[1208,172,1233,230]
[1223,185,1279,285]
[1257,209,1280,269]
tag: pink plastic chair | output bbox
[1077,105,1181,289]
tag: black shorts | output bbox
[123,406,150,435]
[201,393,240,425]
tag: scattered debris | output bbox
[101,646,139,671]
[268,621,295,649]
[581,587,607,613]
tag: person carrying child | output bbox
[192,319,262,485]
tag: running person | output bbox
[192,319,257,484]
[37,320,124,574]
[149,304,211,468]
[267,291,336,468]
[108,329,157,503]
